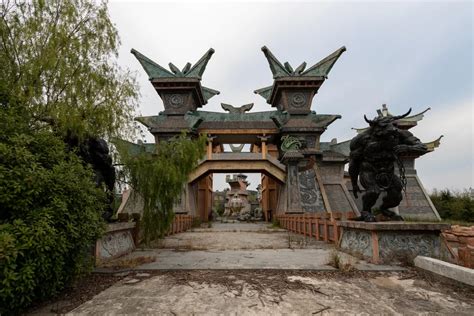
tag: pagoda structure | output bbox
[223,174,251,217]
[122,46,442,222]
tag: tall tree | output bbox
[0,0,138,313]
[0,0,138,140]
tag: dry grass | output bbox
[99,255,156,270]
[329,251,355,272]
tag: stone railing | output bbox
[165,214,193,236]
[277,212,355,243]
[95,222,137,264]
[441,225,474,268]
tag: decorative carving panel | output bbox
[340,229,372,258]
[378,232,440,261]
[98,230,135,260]
[299,169,325,212]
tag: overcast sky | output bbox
[109,0,473,192]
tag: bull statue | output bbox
[349,108,428,222]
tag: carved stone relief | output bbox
[299,169,325,212]
[289,92,307,108]
[169,93,185,108]
[98,230,135,260]
[378,232,440,261]
[340,229,372,258]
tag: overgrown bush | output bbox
[115,134,206,244]
[0,113,106,314]
[0,0,138,313]
[430,189,474,222]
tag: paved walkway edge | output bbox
[414,255,474,286]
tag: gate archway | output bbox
[188,152,285,222]
[127,45,362,222]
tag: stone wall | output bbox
[441,225,474,268]
[95,222,136,264]
[338,221,450,264]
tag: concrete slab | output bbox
[414,255,474,286]
[69,271,474,315]
[134,249,337,270]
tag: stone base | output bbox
[95,222,136,264]
[338,221,451,264]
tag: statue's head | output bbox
[364,108,412,137]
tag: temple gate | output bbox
[124,46,442,222]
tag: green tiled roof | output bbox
[255,46,346,102]
[187,110,288,122]
[136,110,340,132]
[320,139,351,157]
[131,48,215,80]
[131,48,220,102]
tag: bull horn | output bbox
[364,115,373,125]
[392,108,412,121]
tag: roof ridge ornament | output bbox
[131,48,176,79]
[259,45,346,80]
[131,48,216,80]
[255,46,346,107]
[300,46,346,78]
[221,103,254,113]
[131,48,220,106]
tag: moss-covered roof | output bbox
[136,110,340,133]
[255,46,346,102]
[131,48,220,103]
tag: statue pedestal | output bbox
[338,221,450,264]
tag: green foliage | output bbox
[430,189,474,222]
[117,134,206,244]
[0,0,138,313]
[0,110,106,314]
[214,204,225,216]
[0,0,138,140]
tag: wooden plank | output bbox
[315,218,320,241]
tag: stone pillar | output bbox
[282,150,304,213]
[206,136,215,160]
[258,135,269,159]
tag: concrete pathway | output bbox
[70,271,474,315]
[134,249,337,270]
[66,221,474,315]
[103,221,404,271]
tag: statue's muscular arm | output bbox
[395,130,428,155]
[349,133,367,198]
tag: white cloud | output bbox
[108,1,473,191]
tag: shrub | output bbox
[430,189,474,222]
[0,125,106,314]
